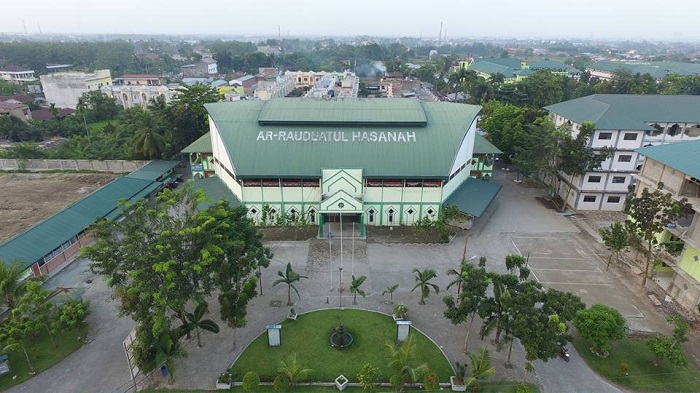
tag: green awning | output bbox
[444,178,501,217]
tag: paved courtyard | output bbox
[8,168,677,393]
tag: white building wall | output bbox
[210,119,242,200]
[449,120,477,174]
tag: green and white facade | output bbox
[185,98,501,237]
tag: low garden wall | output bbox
[0,159,149,173]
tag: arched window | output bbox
[368,209,376,223]
[387,208,395,223]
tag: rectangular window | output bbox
[623,133,638,140]
[588,176,602,183]
[607,196,621,203]
[618,155,632,162]
[612,176,626,184]
[583,196,597,203]
[598,132,612,140]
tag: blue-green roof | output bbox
[635,140,700,180]
[205,98,481,179]
[474,134,502,154]
[471,61,516,78]
[587,61,700,79]
[127,160,181,181]
[0,177,156,270]
[182,133,212,153]
[190,176,241,210]
[444,178,502,217]
[0,161,184,270]
[545,95,700,131]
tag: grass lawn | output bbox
[573,337,700,392]
[0,324,88,390]
[230,309,453,383]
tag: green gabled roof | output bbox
[635,140,700,180]
[474,58,522,69]
[258,99,428,126]
[471,61,515,78]
[474,134,502,154]
[544,94,700,131]
[205,98,481,179]
[182,133,212,153]
[0,177,156,270]
[444,178,502,217]
[190,176,241,210]
[529,60,581,74]
[127,160,181,181]
[586,61,700,79]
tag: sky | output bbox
[2,0,699,41]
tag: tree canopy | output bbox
[82,185,271,370]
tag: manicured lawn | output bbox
[0,324,88,390]
[573,337,700,392]
[230,309,453,383]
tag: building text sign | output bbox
[256,130,417,143]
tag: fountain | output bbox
[329,325,354,348]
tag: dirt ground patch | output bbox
[0,172,118,243]
[258,226,317,241]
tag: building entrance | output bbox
[319,213,365,239]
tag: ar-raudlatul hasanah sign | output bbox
[256,131,417,143]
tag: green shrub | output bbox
[357,362,380,391]
[242,371,260,392]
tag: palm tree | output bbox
[411,268,439,305]
[132,128,166,159]
[446,259,469,295]
[0,260,27,311]
[480,281,511,345]
[277,353,312,390]
[176,302,220,347]
[382,284,399,303]
[385,335,428,392]
[273,263,308,306]
[350,275,367,305]
[465,346,496,393]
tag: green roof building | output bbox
[634,140,700,313]
[586,61,700,81]
[0,160,180,276]
[545,94,700,211]
[185,98,501,238]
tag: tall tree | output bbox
[600,222,629,271]
[132,128,166,159]
[350,275,368,305]
[212,200,271,348]
[625,188,692,287]
[574,304,627,356]
[15,279,56,347]
[273,263,308,306]
[647,315,689,367]
[0,309,36,374]
[83,185,270,371]
[411,268,440,305]
[166,83,221,152]
[444,260,490,352]
[478,101,526,161]
[0,260,27,311]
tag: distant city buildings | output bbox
[460,58,581,82]
[102,74,174,109]
[181,57,218,77]
[40,69,112,109]
[0,65,38,84]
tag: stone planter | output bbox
[215,382,231,390]
[450,376,467,392]
[335,374,349,391]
